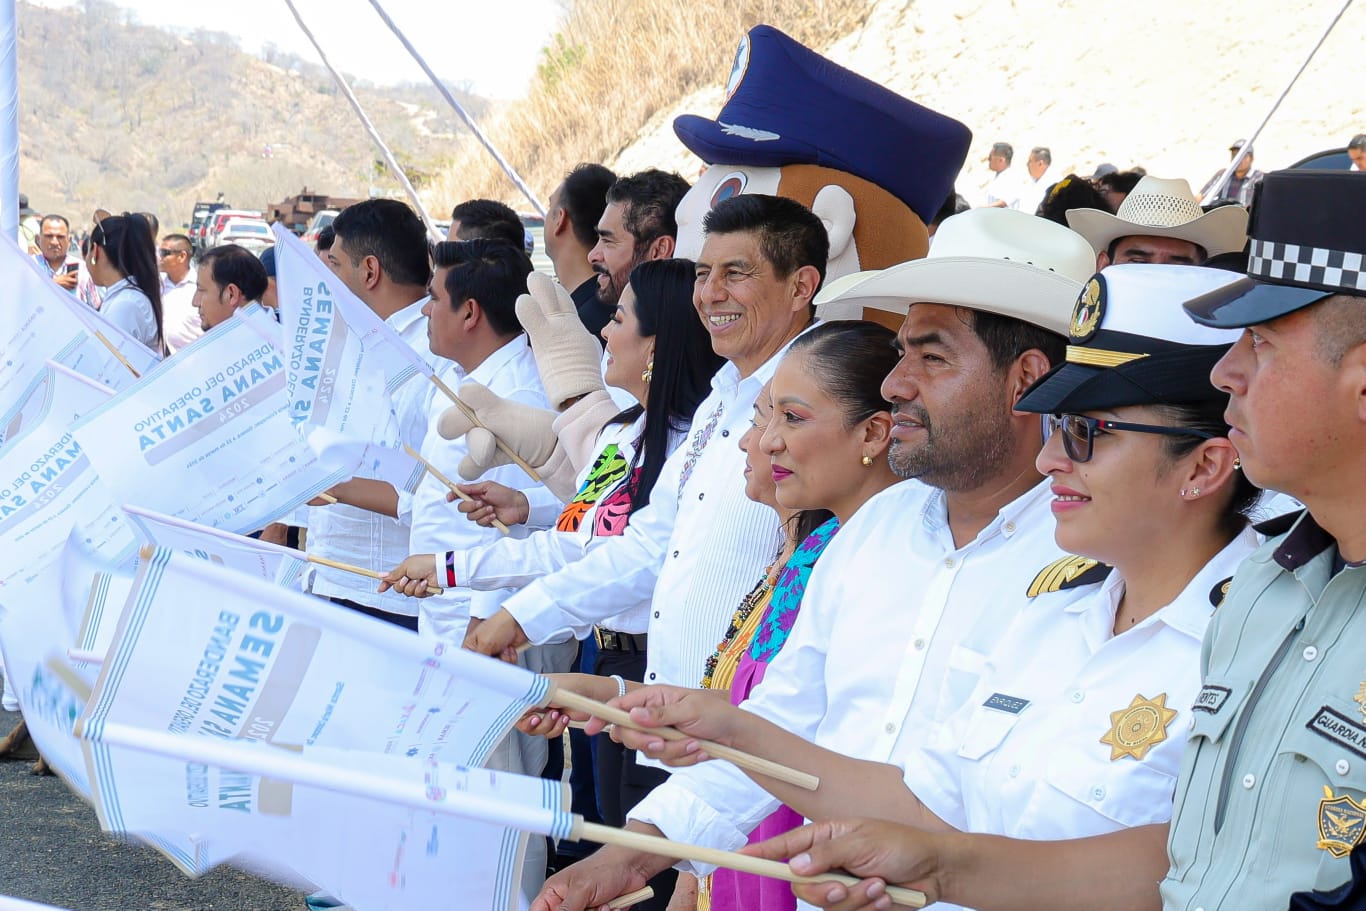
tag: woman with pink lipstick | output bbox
[603,267,1268,910]
[691,321,900,911]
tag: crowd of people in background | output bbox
[10,81,1366,911]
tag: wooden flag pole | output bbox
[571,820,926,909]
[428,374,544,484]
[306,554,441,595]
[91,329,141,378]
[403,444,511,535]
[546,686,820,792]
[607,886,654,909]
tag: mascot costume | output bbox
[439,25,971,497]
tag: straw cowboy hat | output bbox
[814,207,1095,334]
[1066,176,1249,258]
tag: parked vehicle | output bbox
[189,201,227,254]
[205,208,266,250]
[215,217,274,254]
[301,209,340,245]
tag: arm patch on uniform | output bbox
[1027,555,1112,597]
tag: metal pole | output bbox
[282,0,444,243]
[1202,0,1355,205]
[0,0,20,240]
[365,0,546,217]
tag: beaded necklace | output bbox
[700,548,785,689]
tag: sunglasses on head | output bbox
[1042,413,1214,463]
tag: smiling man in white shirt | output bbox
[528,209,1099,911]
[463,197,824,876]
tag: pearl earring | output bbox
[1233,457,1241,470]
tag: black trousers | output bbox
[326,597,419,632]
[592,646,678,911]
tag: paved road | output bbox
[0,710,304,911]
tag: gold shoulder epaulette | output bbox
[1027,555,1111,597]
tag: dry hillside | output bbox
[439,0,1366,208]
[15,0,479,228]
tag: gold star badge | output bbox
[1101,693,1178,761]
[1355,678,1366,724]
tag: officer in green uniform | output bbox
[1163,168,1366,909]
[733,169,1366,911]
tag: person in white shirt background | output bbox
[31,213,84,294]
[156,232,202,353]
[1017,146,1056,216]
[982,141,1024,209]
[84,212,164,354]
[306,199,449,631]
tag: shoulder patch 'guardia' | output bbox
[1027,555,1112,597]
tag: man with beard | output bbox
[526,208,1099,911]
[587,169,690,318]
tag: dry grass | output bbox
[425,0,875,211]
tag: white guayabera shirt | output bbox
[499,331,812,694]
[629,479,1070,911]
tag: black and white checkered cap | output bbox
[1185,170,1366,328]
[1249,239,1366,293]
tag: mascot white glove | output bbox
[436,383,580,500]
[516,271,606,410]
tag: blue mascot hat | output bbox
[673,25,972,224]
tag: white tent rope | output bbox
[282,0,444,243]
[1201,0,1355,205]
[366,0,546,217]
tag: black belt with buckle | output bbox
[594,627,648,653]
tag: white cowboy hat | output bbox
[814,207,1095,335]
[1066,176,1249,258]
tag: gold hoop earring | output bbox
[641,356,653,384]
[861,455,873,466]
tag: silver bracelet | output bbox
[609,674,627,699]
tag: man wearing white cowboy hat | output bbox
[528,208,1101,911]
[1067,175,1248,270]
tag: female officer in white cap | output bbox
[882,264,1263,859]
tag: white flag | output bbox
[0,553,99,797]
[272,225,424,492]
[0,898,74,911]
[70,315,352,536]
[0,237,152,416]
[81,729,562,910]
[81,549,550,767]
[0,362,121,445]
[123,506,309,587]
[0,370,134,590]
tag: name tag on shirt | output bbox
[1193,685,1231,715]
[1308,706,1366,759]
[983,693,1030,715]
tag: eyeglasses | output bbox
[1042,413,1214,463]
[158,248,186,258]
